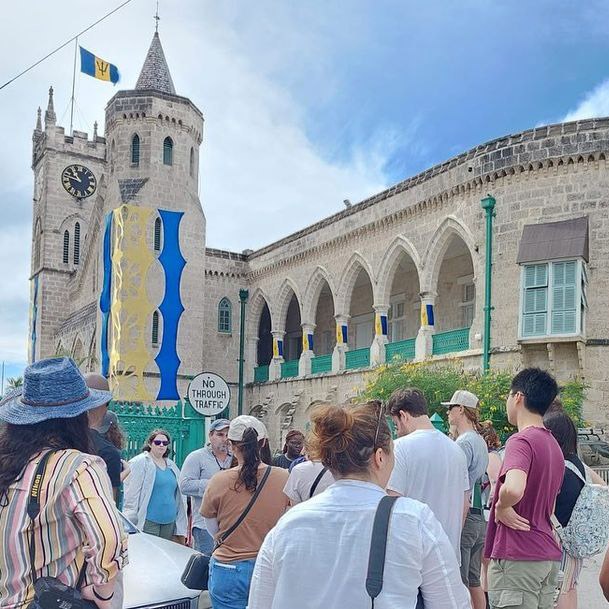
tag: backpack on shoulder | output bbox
[551,460,609,559]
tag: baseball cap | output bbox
[98,410,118,434]
[228,415,268,441]
[441,390,479,410]
[209,418,230,433]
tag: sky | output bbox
[2,0,609,382]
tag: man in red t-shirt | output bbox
[484,368,564,609]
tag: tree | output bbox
[6,376,23,390]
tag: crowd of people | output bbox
[1,356,609,609]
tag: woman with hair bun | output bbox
[201,415,289,609]
[248,402,470,609]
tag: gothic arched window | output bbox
[218,297,232,333]
[63,230,70,264]
[152,310,160,345]
[74,222,81,265]
[154,217,162,252]
[33,218,41,270]
[131,134,140,166]
[189,147,195,177]
[163,137,173,166]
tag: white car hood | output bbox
[123,531,200,609]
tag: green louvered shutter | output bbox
[551,261,577,334]
[522,264,548,336]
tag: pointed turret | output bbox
[35,107,42,131]
[135,32,176,95]
[45,86,56,126]
[93,121,98,141]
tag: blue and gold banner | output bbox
[421,303,435,326]
[302,333,314,352]
[80,47,120,84]
[336,323,348,345]
[273,338,284,358]
[375,313,388,336]
[99,212,113,377]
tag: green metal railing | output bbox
[110,400,206,468]
[345,347,371,370]
[311,354,332,374]
[432,327,470,356]
[254,365,269,383]
[280,360,299,379]
[385,338,416,362]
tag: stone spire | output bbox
[35,107,42,131]
[45,86,56,125]
[93,121,98,140]
[135,32,176,95]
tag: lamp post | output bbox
[480,194,496,373]
[238,289,249,416]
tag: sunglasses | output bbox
[153,440,170,446]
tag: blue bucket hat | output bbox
[0,357,113,425]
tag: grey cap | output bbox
[441,389,479,410]
[209,418,230,433]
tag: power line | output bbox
[0,0,137,92]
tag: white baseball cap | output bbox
[441,390,479,410]
[228,415,268,441]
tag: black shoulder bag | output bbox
[366,495,424,609]
[308,466,329,499]
[181,465,272,591]
[26,451,98,609]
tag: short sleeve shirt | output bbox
[201,465,289,562]
[484,426,563,561]
[283,461,335,504]
[456,431,489,491]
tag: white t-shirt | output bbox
[248,480,470,609]
[283,460,335,504]
[387,428,469,557]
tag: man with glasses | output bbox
[386,388,470,559]
[179,418,232,554]
[484,368,563,609]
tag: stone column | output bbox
[370,305,389,366]
[269,330,285,381]
[415,292,436,361]
[298,322,316,376]
[245,335,259,383]
[332,314,350,373]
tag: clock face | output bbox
[61,164,97,199]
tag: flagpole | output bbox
[69,37,78,136]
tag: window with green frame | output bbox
[520,259,586,338]
[218,297,232,333]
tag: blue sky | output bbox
[1,0,609,383]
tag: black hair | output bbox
[232,427,262,493]
[543,410,578,457]
[387,387,428,417]
[510,368,558,417]
[0,413,93,505]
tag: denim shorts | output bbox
[208,556,256,609]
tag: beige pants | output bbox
[488,559,559,609]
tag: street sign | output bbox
[187,372,231,417]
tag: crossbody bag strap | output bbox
[309,467,329,499]
[216,465,272,547]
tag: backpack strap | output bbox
[309,466,328,499]
[564,459,587,484]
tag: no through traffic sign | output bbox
[187,372,231,417]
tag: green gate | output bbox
[110,400,207,468]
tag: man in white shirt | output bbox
[386,387,470,558]
[283,459,335,505]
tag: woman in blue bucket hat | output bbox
[0,357,128,609]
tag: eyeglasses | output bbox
[153,440,170,446]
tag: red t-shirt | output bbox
[484,426,563,561]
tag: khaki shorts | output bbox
[488,559,559,609]
[460,511,486,587]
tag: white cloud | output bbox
[563,78,609,122]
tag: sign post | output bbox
[187,372,231,417]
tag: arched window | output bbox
[110,140,116,172]
[218,298,232,333]
[152,311,160,345]
[63,230,70,264]
[33,218,41,270]
[189,147,195,177]
[74,222,81,265]
[131,134,140,166]
[154,217,162,251]
[163,137,173,165]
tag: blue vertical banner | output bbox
[375,313,388,336]
[155,210,186,400]
[421,303,435,327]
[99,212,113,377]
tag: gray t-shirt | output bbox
[456,431,489,491]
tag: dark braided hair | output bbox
[232,427,262,493]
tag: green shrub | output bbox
[362,359,585,437]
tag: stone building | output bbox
[28,33,609,447]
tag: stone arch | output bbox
[376,236,422,306]
[422,216,479,293]
[71,335,85,364]
[273,278,303,331]
[247,288,272,337]
[336,252,375,315]
[302,266,338,324]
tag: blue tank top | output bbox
[146,465,178,524]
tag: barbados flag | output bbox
[80,47,120,84]
[421,303,435,327]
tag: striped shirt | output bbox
[0,449,128,609]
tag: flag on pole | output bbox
[80,47,120,84]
